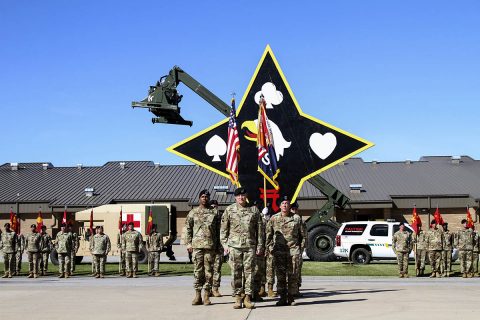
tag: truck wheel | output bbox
[50,249,59,266]
[351,247,371,264]
[306,225,338,261]
[138,247,149,264]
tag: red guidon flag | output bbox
[36,208,44,232]
[410,206,422,234]
[119,207,123,234]
[226,97,240,186]
[89,208,94,235]
[146,207,153,234]
[10,208,17,231]
[62,207,67,225]
[466,206,475,229]
[433,206,444,225]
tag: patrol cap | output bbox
[234,187,247,196]
[398,222,405,227]
[30,224,36,228]
[199,189,210,198]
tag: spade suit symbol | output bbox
[205,135,226,162]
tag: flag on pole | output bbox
[226,97,240,186]
[410,206,422,234]
[466,206,475,229]
[433,206,444,225]
[256,95,280,190]
[10,208,16,230]
[36,208,44,232]
[62,207,67,225]
[119,207,123,234]
[89,208,94,235]
[146,207,153,234]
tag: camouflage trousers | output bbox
[472,252,479,274]
[298,254,303,287]
[274,250,300,296]
[396,252,409,274]
[229,247,256,295]
[3,253,14,275]
[148,251,160,272]
[266,251,275,285]
[14,251,22,272]
[415,249,427,270]
[93,254,107,274]
[119,250,126,273]
[428,250,442,273]
[193,248,214,291]
[40,252,50,272]
[253,254,266,294]
[212,250,223,288]
[58,253,71,274]
[70,251,76,273]
[441,250,452,274]
[125,252,139,272]
[459,250,473,274]
[27,252,40,275]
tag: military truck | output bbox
[49,203,176,265]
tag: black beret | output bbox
[60,223,66,228]
[128,221,134,226]
[461,219,467,224]
[4,223,10,228]
[277,195,290,206]
[431,219,437,225]
[30,224,36,228]
[234,187,247,196]
[199,189,210,198]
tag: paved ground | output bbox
[1,275,479,320]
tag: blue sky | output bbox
[1,1,479,167]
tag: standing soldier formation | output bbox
[117,223,127,276]
[122,221,144,278]
[441,223,453,277]
[146,224,163,277]
[426,220,444,278]
[392,223,412,278]
[25,224,43,278]
[413,225,427,276]
[455,219,475,278]
[55,223,73,278]
[40,225,52,275]
[14,231,25,276]
[1,223,17,278]
[89,226,111,278]
[210,200,224,298]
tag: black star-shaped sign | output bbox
[168,45,373,208]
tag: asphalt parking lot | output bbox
[1,275,479,320]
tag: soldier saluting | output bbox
[392,223,412,278]
[122,221,144,278]
[25,224,43,278]
[89,226,111,278]
[1,223,17,278]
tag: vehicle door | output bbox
[367,224,392,258]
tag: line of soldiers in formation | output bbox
[392,219,480,278]
[184,187,307,309]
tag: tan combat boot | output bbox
[243,295,255,309]
[100,273,104,278]
[429,272,436,278]
[258,285,267,297]
[233,295,243,309]
[211,287,222,297]
[2,273,8,278]
[58,273,64,278]
[267,284,277,297]
[203,290,212,306]
[155,271,160,277]
[120,271,126,276]
[399,273,403,278]
[127,272,133,278]
[95,274,100,278]
[467,273,473,278]
[65,273,70,278]
[192,290,203,305]
[34,273,38,279]
[132,271,138,278]
[27,273,33,278]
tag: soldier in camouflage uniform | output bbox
[221,187,264,310]
[25,224,43,278]
[117,224,127,276]
[426,220,444,278]
[89,226,111,278]
[146,224,163,277]
[413,226,427,276]
[210,200,224,297]
[291,201,307,296]
[392,223,412,278]
[455,219,475,278]
[122,221,144,278]
[39,225,52,275]
[472,229,480,277]
[263,203,277,298]
[1,223,17,278]
[67,223,79,274]
[253,203,268,301]
[266,196,304,306]
[441,223,453,277]
[13,232,25,276]
[185,190,219,306]
[55,223,73,278]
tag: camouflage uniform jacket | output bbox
[294,214,308,251]
[413,230,427,250]
[474,231,480,253]
[220,203,264,251]
[15,234,25,253]
[443,231,453,250]
[69,232,79,253]
[25,232,43,253]
[455,228,474,251]
[426,228,444,251]
[147,232,164,252]
[55,231,73,254]
[117,233,124,250]
[185,206,219,250]
[89,233,111,255]
[0,231,17,253]
[41,233,53,253]
[266,213,304,255]
[122,230,144,252]
[392,230,412,253]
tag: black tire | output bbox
[306,225,338,261]
[50,249,59,266]
[138,246,149,264]
[75,256,83,264]
[351,247,371,264]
